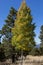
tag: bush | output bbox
[29,47,40,56]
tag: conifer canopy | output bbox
[12,1,36,51]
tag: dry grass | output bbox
[0,55,43,65]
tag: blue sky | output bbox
[0,0,43,45]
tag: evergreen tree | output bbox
[12,1,36,53]
[1,7,17,42]
[39,25,43,55]
[0,7,17,61]
[39,25,43,46]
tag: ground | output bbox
[0,55,43,65]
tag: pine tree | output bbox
[1,7,17,60]
[39,25,43,55]
[39,25,43,46]
[1,7,17,42]
[12,1,36,52]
